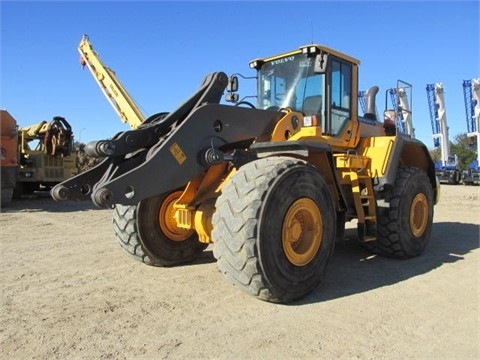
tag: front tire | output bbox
[368,166,434,258]
[113,190,207,266]
[212,157,336,303]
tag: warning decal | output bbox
[169,143,187,165]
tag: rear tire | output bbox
[113,190,207,266]
[212,157,336,303]
[368,166,434,258]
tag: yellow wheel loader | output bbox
[52,44,439,303]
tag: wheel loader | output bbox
[52,44,440,303]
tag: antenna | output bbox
[311,21,314,44]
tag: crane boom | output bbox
[474,79,480,130]
[396,86,414,138]
[388,88,406,134]
[433,83,450,163]
[463,79,477,134]
[358,90,366,114]
[463,78,480,143]
[462,78,480,184]
[426,84,440,148]
[473,79,480,146]
[78,35,144,129]
[426,82,460,184]
[427,83,450,162]
[383,80,414,137]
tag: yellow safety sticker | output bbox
[169,143,187,165]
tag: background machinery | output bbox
[462,78,480,185]
[16,115,78,196]
[386,80,415,138]
[53,43,439,303]
[359,80,414,138]
[79,34,148,130]
[1,111,78,205]
[1,110,18,207]
[426,83,461,184]
[79,35,168,130]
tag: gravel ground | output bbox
[1,185,479,359]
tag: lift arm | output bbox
[78,34,145,129]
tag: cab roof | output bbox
[250,44,360,67]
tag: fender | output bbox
[250,140,348,213]
[361,134,439,203]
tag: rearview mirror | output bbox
[314,53,328,73]
[225,93,239,102]
[227,75,239,92]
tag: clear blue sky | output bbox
[1,1,479,148]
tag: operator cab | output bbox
[249,45,360,137]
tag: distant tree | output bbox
[450,133,477,170]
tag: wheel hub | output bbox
[410,193,428,237]
[290,219,303,246]
[282,198,322,266]
[159,191,194,242]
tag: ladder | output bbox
[335,152,377,242]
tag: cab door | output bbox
[325,56,359,149]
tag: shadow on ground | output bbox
[7,195,475,306]
[187,222,479,305]
[300,222,480,304]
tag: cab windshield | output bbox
[257,53,325,117]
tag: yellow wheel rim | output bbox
[410,193,428,237]
[158,191,194,242]
[282,198,322,266]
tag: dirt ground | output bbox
[1,185,479,360]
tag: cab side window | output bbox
[329,59,352,135]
